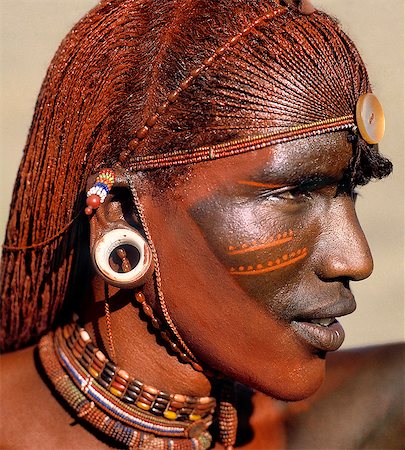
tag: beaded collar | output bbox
[38,323,215,449]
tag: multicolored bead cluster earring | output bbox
[85,168,115,215]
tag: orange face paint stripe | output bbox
[228,230,294,255]
[237,180,287,189]
[229,248,307,275]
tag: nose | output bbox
[316,197,374,282]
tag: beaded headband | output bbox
[127,93,385,171]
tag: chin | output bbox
[237,353,327,402]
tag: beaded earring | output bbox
[85,168,116,215]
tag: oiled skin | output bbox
[1,344,403,449]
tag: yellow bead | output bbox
[110,387,123,397]
[136,401,151,411]
[163,410,177,420]
[189,414,202,421]
[88,367,99,378]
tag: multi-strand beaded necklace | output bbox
[38,323,215,449]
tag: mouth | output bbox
[291,318,344,352]
[290,291,356,352]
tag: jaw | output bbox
[217,342,327,402]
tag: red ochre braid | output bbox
[118,6,289,165]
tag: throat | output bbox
[82,281,211,398]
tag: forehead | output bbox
[259,132,353,183]
[174,132,353,202]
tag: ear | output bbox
[86,170,154,289]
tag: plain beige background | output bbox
[0,1,404,348]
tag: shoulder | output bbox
[286,343,405,449]
[0,345,109,449]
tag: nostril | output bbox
[319,247,373,282]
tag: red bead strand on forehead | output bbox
[118,6,288,165]
[129,115,354,170]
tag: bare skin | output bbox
[1,133,404,448]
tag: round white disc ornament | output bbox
[93,228,153,288]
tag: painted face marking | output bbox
[237,180,286,189]
[229,247,308,276]
[228,230,294,255]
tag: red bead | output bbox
[136,126,149,139]
[168,89,181,103]
[191,361,204,372]
[157,101,170,115]
[119,151,129,163]
[180,76,194,90]
[191,67,203,77]
[84,206,93,215]
[170,342,178,352]
[127,139,139,151]
[135,292,146,304]
[146,114,159,127]
[86,194,101,209]
[216,45,228,55]
[203,56,215,66]
[142,304,153,317]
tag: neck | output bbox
[81,277,212,397]
[39,276,238,449]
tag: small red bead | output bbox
[157,101,170,115]
[127,139,139,151]
[203,56,215,67]
[135,292,146,304]
[86,194,101,209]
[168,89,181,103]
[146,114,159,127]
[180,76,194,90]
[191,67,203,77]
[142,303,153,317]
[84,206,93,215]
[136,126,149,139]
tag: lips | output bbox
[291,319,345,352]
[290,292,356,352]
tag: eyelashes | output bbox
[258,185,313,201]
[238,175,357,201]
[238,179,309,201]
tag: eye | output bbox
[277,189,313,200]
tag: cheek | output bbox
[192,199,317,312]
